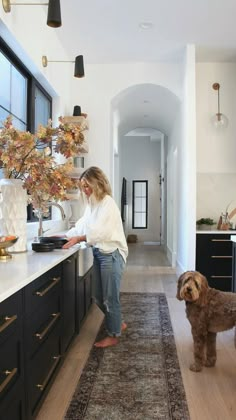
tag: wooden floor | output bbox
[36,243,236,420]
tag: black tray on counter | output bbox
[32,242,55,252]
[39,236,68,249]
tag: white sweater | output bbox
[66,194,128,262]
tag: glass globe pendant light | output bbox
[211,82,228,129]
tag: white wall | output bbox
[68,63,183,182]
[180,45,196,272]
[119,135,161,242]
[167,45,196,273]
[196,62,236,223]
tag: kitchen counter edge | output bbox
[0,245,81,303]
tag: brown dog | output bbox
[176,270,236,372]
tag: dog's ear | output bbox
[176,273,184,300]
[198,272,209,305]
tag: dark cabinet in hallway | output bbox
[196,233,233,291]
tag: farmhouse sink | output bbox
[77,244,93,276]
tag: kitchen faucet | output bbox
[38,202,66,237]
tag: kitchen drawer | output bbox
[196,233,233,291]
[25,264,62,315]
[27,323,61,418]
[0,379,25,420]
[208,275,232,292]
[0,291,23,343]
[209,237,232,255]
[25,293,61,358]
[210,255,233,276]
[0,327,23,401]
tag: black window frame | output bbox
[0,36,52,222]
[132,180,148,229]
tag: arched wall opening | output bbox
[110,83,180,259]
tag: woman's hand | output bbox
[62,235,86,249]
[62,236,80,249]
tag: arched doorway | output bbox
[111,83,180,265]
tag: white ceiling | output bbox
[59,0,236,64]
[56,0,236,135]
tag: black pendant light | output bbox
[73,106,81,116]
[2,0,62,28]
[47,0,62,28]
[74,55,85,78]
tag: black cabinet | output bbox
[231,241,236,292]
[27,324,61,417]
[0,290,25,420]
[61,253,77,353]
[196,233,233,291]
[76,266,93,333]
[84,267,93,314]
[0,251,93,420]
[0,380,25,420]
[24,263,62,420]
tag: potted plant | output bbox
[196,218,216,231]
[0,116,87,251]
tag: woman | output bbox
[63,166,128,348]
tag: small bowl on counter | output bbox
[0,235,18,260]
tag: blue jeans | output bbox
[92,248,125,337]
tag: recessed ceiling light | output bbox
[139,22,153,30]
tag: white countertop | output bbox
[0,245,81,303]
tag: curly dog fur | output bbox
[176,270,236,372]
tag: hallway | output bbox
[36,243,236,420]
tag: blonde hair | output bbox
[79,166,112,200]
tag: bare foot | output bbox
[94,337,118,348]
[121,322,127,332]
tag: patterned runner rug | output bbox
[65,293,190,420]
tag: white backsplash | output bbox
[197,173,236,223]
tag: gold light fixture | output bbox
[2,0,62,28]
[42,55,85,78]
[211,82,228,129]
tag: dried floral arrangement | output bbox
[0,116,87,214]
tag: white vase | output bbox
[0,179,27,252]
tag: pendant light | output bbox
[211,83,228,129]
[2,0,62,28]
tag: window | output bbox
[132,180,148,229]
[0,37,52,221]
[0,50,27,130]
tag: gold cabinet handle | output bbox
[211,239,231,242]
[211,256,232,258]
[35,277,60,297]
[36,356,60,391]
[65,259,72,264]
[0,315,17,334]
[0,368,18,393]
[35,312,60,340]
